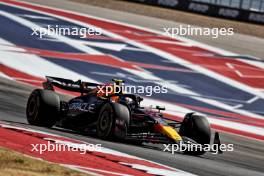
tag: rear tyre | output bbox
[96,103,130,139]
[179,113,211,155]
[26,89,60,127]
[111,103,130,139]
[96,103,115,139]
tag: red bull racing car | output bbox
[26,76,221,155]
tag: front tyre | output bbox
[179,113,211,155]
[26,89,60,127]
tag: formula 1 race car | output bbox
[26,76,220,155]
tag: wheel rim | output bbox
[27,94,39,121]
[98,110,113,137]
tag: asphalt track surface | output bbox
[1,78,264,176]
[0,0,264,176]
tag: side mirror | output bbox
[156,105,165,111]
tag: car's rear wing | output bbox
[42,76,99,94]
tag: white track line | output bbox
[0,122,196,176]
[0,37,98,83]
[0,2,263,137]
[25,0,264,92]
[4,1,263,103]
[1,6,263,120]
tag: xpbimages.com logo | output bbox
[163,25,234,38]
[31,25,102,38]
[31,141,101,154]
[96,83,168,97]
[163,142,234,154]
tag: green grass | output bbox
[0,147,90,176]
